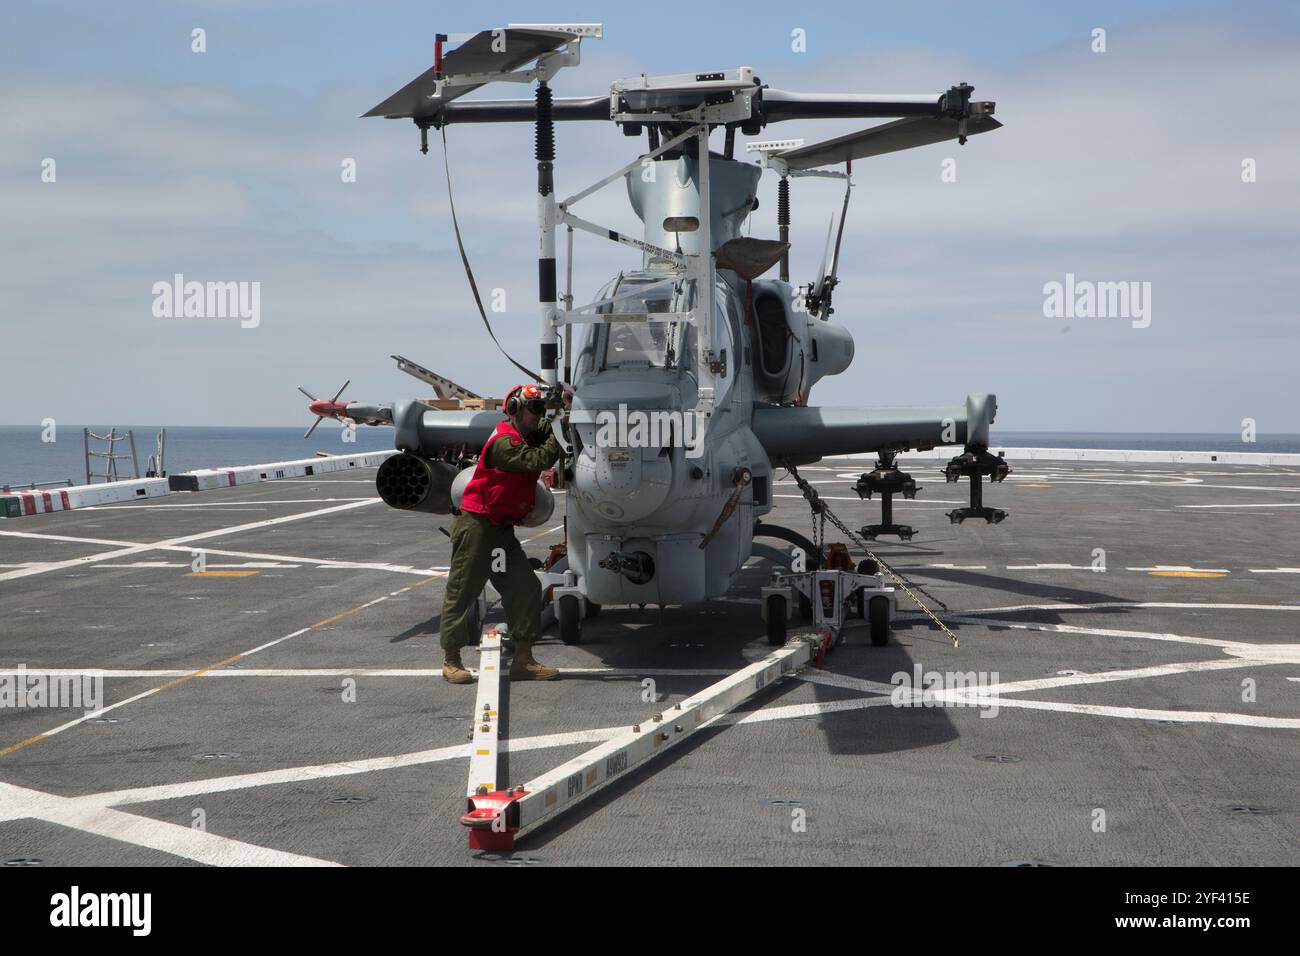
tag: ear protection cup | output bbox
[503,383,541,418]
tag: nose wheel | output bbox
[557,594,582,644]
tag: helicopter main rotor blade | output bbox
[393,95,611,125]
[303,416,323,440]
[759,90,947,122]
[296,385,318,401]
[329,379,351,404]
[774,113,1001,171]
[363,29,591,120]
[395,91,959,128]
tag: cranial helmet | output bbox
[505,383,545,416]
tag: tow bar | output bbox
[458,628,834,850]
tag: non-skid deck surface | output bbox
[1,458,1296,866]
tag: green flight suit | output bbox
[439,424,561,652]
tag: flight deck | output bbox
[0,455,1296,866]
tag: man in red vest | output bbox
[441,383,567,683]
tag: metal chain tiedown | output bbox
[795,462,949,613]
[784,461,961,648]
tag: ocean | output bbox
[0,425,397,491]
[0,425,1297,491]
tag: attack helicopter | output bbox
[304,24,1010,644]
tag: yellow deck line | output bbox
[0,575,444,759]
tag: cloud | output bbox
[0,9,1296,434]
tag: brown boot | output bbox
[510,644,559,681]
[442,647,474,684]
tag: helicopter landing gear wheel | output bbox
[585,600,601,618]
[558,594,582,645]
[798,591,813,622]
[868,596,890,647]
[765,594,789,646]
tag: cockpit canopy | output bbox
[572,270,739,410]
[597,275,697,370]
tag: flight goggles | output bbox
[509,384,548,415]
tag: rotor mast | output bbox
[363,29,1000,398]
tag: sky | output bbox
[1,0,1296,432]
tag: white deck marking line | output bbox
[1194,484,1300,493]
[67,655,1300,814]
[143,548,443,576]
[769,496,873,504]
[87,728,629,808]
[796,671,896,695]
[710,693,1300,729]
[1180,502,1300,509]
[2,574,444,750]
[773,494,961,506]
[0,513,449,580]
[1249,568,1300,574]
[906,612,1258,652]
[772,478,852,485]
[518,523,564,545]
[240,628,315,658]
[973,473,1300,493]
[0,667,738,679]
[925,564,987,570]
[797,658,1270,699]
[0,529,143,548]
[1171,511,1278,517]
[87,683,1300,807]
[1006,564,1099,571]
[36,681,209,739]
[86,498,372,509]
[935,697,1300,729]
[96,561,303,570]
[110,508,274,514]
[911,612,1300,663]
[939,659,1265,696]
[0,781,339,866]
[0,499,382,583]
[953,601,1300,615]
[1127,565,1231,573]
[724,697,895,723]
[186,550,444,576]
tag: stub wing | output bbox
[752,394,997,463]
[392,401,503,453]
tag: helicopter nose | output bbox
[570,441,674,525]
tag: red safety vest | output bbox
[459,420,539,526]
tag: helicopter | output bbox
[305,24,1011,644]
